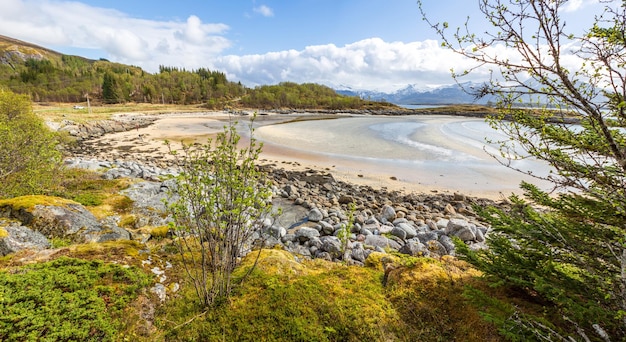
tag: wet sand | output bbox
[92,111,535,200]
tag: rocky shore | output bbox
[57,155,502,265]
[3,112,508,264]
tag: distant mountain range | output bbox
[335,82,494,106]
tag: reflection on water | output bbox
[254,115,554,195]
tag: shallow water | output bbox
[254,115,554,195]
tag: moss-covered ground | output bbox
[0,167,552,341]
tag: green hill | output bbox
[0,35,392,110]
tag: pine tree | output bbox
[101,72,120,104]
[420,0,626,340]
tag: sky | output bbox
[0,0,607,92]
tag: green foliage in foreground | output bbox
[166,118,273,308]
[0,257,152,341]
[459,183,625,340]
[0,90,63,198]
[157,250,499,341]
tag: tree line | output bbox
[0,54,383,109]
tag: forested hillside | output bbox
[0,35,390,110]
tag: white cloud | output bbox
[0,0,585,92]
[212,38,487,92]
[562,0,601,13]
[0,0,230,71]
[253,5,274,17]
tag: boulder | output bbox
[390,226,407,240]
[307,208,324,222]
[295,227,320,242]
[0,220,50,256]
[320,236,342,259]
[438,235,456,255]
[426,240,448,257]
[0,196,103,242]
[398,240,429,257]
[395,222,417,239]
[381,204,396,222]
[445,219,477,242]
[364,235,401,251]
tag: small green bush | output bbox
[0,256,152,341]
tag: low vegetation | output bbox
[0,256,152,341]
[157,250,503,341]
[0,91,63,197]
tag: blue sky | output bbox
[0,0,606,92]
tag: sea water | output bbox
[254,115,554,195]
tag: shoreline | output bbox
[65,111,524,201]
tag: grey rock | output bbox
[319,220,335,235]
[351,244,366,262]
[295,227,320,242]
[308,237,323,249]
[438,235,456,255]
[315,251,333,261]
[396,222,417,239]
[426,240,448,257]
[320,236,342,258]
[364,235,401,251]
[390,226,407,240]
[398,240,430,257]
[267,224,287,239]
[416,231,439,244]
[0,221,51,256]
[446,219,477,242]
[381,204,396,222]
[282,233,297,243]
[94,225,131,242]
[378,224,394,235]
[475,227,485,242]
[308,208,324,222]
[436,218,449,229]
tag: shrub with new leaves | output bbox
[165,118,273,307]
[0,90,62,198]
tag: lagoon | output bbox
[254,115,553,198]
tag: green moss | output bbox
[149,226,170,239]
[383,256,498,341]
[73,192,105,206]
[0,195,77,211]
[69,240,145,260]
[0,256,152,341]
[119,215,138,229]
[50,237,72,248]
[159,250,403,341]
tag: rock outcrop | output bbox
[0,196,130,244]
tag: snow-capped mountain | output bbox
[336,82,493,105]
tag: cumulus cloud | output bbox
[0,0,584,92]
[562,0,600,13]
[0,0,230,71]
[253,5,274,17]
[211,38,490,92]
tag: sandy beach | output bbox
[83,111,546,200]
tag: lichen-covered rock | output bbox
[0,220,50,256]
[0,196,103,242]
[0,195,129,243]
